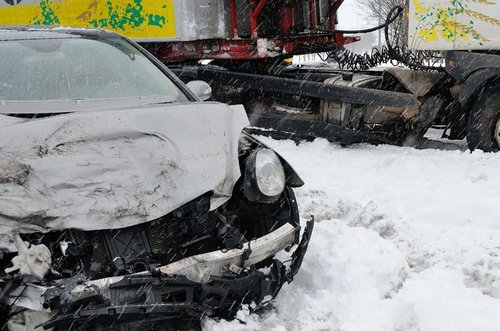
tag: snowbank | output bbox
[205,138,500,331]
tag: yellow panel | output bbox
[0,0,176,39]
[409,0,500,50]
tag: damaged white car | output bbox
[0,26,313,330]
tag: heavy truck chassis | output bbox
[165,3,500,152]
[172,49,500,151]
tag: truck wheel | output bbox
[466,86,500,152]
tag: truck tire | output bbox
[466,86,500,152]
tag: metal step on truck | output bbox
[1,0,500,151]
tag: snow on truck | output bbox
[1,0,500,152]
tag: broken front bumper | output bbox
[7,220,314,329]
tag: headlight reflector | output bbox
[244,148,286,202]
[255,149,285,197]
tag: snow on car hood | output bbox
[0,102,248,246]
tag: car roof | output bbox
[0,25,120,41]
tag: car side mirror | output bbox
[186,80,212,101]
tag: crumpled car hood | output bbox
[0,102,248,248]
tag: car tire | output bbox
[466,85,500,152]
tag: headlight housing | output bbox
[244,148,286,203]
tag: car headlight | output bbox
[244,148,286,203]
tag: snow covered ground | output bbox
[205,136,500,331]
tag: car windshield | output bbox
[0,36,188,104]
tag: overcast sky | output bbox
[336,0,379,51]
[336,0,369,30]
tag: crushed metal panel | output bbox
[0,102,249,235]
[384,67,445,97]
[3,223,298,311]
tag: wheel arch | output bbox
[458,68,500,110]
[447,69,500,139]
